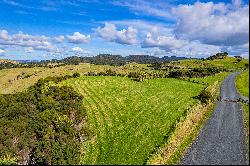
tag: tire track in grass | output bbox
[109,89,184,163]
[122,88,180,137]
[103,81,185,163]
[74,80,100,164]
[83,78,120,162]
[63,77,203,164]
[84,79,115,127]
[82,78,119,163]
[89,77,122,126]
[76,79,109,164]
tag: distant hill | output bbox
[0,59,18,64]
[14,60,41,63]
[58,54,190,66]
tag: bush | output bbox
[198,89,213,104]
[73,72,80,78]
[0,76,88,165]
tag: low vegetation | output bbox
[147,71,229,165]
[243,104,249,159]
[0,75,89,165]
[236,69,249,97]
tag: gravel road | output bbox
[181,72,247,165]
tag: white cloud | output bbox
[25,47,34,53]
[12,31,50,41]
[108,19,173,39]
[225,42,249,58]
[170,41,222,58]
[67,32,90,44]
[0,30,9,40]
[172,1,249,46]
[0,49,6,55]
[141,32,221,57]
[142,32,188,51]
[111,0,172,20]
[54,35,65,43]
[0,30,59,52]
[96,22,138,45]
[71,46,91,56]
[72,47,84,53]
[232,0,242,8]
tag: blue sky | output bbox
[0,0,249,60]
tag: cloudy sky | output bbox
[0,0,249,60]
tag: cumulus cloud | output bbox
[96,22,138,45]
[171,41,222,58]
[0,30,59,52]
[141,32,221,57]
[0,30,9,40]
[71,47,91,56]
[172,1,249,46]
[0,49,6,56]
[54,35,65,43]
[25,47,34,53]
[72,47,84,53]
[12,31,50,42]
[142,32,188,51]
[225,42,249,58]
[67,32,90,44]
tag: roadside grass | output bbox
[60,76,204,164]
[236,69,249,97]
[242,104,249,157]
[185,72,231,86]
[147,72,230,165]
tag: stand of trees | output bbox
[0,74,87,165]
[207,52,228,60]
[83,66,223,82]
[60,54,188,66]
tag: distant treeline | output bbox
[58,54,189,66]
[0,54,189,69]
[83,66,224,82]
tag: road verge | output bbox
[147,80,223,165]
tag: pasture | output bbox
[0,63,111,94]
[61,76,205,164]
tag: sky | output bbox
[0,0,249,60]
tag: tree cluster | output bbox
[59,54,188,66]
[0,74,88,165]
[206,52,228,60]
[168,67,222,78]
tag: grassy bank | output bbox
[147,72,230,165]
[236,69,249,97]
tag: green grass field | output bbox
[60,76,205,164]
[187,72,232,86]
[236,69,249,97]
[0,58,247,164]
[0,63,112,94]
[179,57,248,70]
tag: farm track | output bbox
[181,72,247,165]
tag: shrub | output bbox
[0,76,88,165]
[73,72,80,78]
[198,89,213,104]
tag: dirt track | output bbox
[181,72,247,165]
